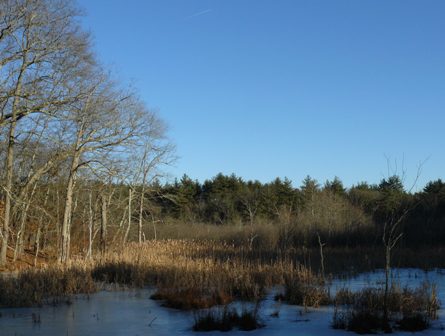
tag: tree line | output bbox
[153,173,445,248]
[2,168,444,267]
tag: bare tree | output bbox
[379,160,423,325]
[0,0,93,265]
[239,182,262,227]
[316,232,326,283]
[0,0,174,265]
[58,73,146,262]
[136,142,174,243]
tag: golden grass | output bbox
[2,239,443,312]
[92,240,322,307]
[0,240,325,308]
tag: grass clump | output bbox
[397,313,429,331]
[0,266,96,307]
[193,305,263,332]
[277,266,330,308]
[151,288,232,310]
[332,283,440,333]
[91,261,148,287]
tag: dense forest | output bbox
[148,174,445,248]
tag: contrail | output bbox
[185,9,212,20]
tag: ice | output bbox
[0,269,444,335]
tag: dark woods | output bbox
[150,174,445,249]
[3,172,441,266]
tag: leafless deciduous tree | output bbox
[0,0,93,265]
[57,69,166,262]
[0,0,174,265]
[380,160,423,324]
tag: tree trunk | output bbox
[0,57,27,266]
[138,186,145,244]
[383,245,391,323]
[34,188,49,266]
[317,232,326,283]
[87,191,94,259]
[1,112,17,266]
[100,194,107,254]
[13,183,37,261]
[123,187,132,244]
[60,150,81,263]
[151,212,157,241]
[34,226,41,267]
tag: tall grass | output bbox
[332,283,440,333]
[193,303,264,332]
[1,240,321,309]
[274,265,330,309]
[93,240,319,308]
[0,266,96,307]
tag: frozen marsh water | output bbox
[1,268,444,335]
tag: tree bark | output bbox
[60,147,82,263]
[383,245,391,324]
[86,191,94,259]
[138,186,145,244]
[13,183,37,261]
[0,54,27,266]
[123,187,132,244]
[317,232,326,283]
[100,194,107,254]
[34,188,50,266]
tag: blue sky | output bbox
[77,0,444,189]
